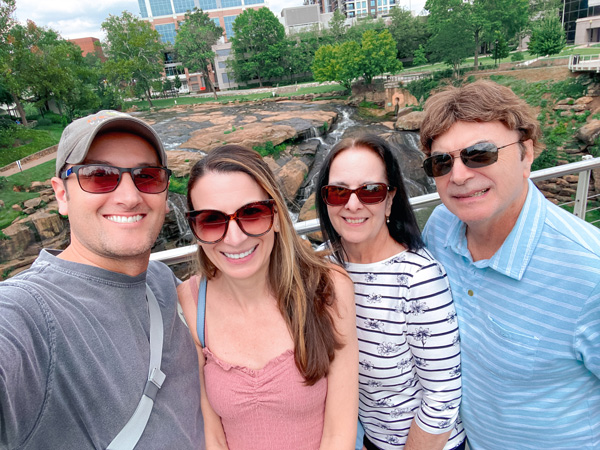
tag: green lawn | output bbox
[0,126,60,167]
[0,159,56,229]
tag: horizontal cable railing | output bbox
[150,156,600,266]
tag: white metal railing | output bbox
[150,156,600,266]
[568,54,600,72]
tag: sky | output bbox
[13,0,426,41]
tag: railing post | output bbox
[574,155,594,219]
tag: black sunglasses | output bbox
[186,200,276,244]
[321,183,390,206]
[61,164,171,194]
[423,141,523,178]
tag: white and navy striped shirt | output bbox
[346,248,465,449]
[423,180,600,449]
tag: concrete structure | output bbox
[281,4,331,33]
[137,0,266,90]
[574,15,600,46]
[68,37,105,61]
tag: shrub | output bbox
[0,118,16,131]
[35,118,53,127]
[531,147,557,171]
[510,52,525,62]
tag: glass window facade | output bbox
[216,48,231,57]
[198,0,218,10]
[222,0,242,7]
[138,0,149,18]
[156,23,177,45]
[149,0,173,16]
[223,15,237,38]
[173,0,195,13]
[212,17,221,28]
[561,0,590,42]
[244,0,264,4]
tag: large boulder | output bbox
[395,111,425,131]
[277,158,309,200]
[23,197,43,209]
[27,210,66,240]
[576,119,600,145]
[0,222,34,261]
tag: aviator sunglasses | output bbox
[186,200,276,244]
[321,183,390,206]
[61,164,172,194]
[422,141,523,178]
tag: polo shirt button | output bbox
[467,289,474,296]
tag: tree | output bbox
[312,41,362,90]
[328,9,347,42]
[174,74,182,91]
[345,16,386,43]
[29,37,100,121]
[426,0,473,77]
[0,0,15,42]
[388,7,429,60]
[426,0,528,69]
[312,29,401,88]
[360,29,401,84]
[102,12,165,107]
[528,15,566,56]
[492,32,510,64]
[229,7,285,87]
[0,21,34,124]
[413,44,428,66]
[174,7,223,99]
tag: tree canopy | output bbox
[102,11,165,107]
[229,7,285,87]
[312,29,400,89]
[174,7,223,99]
[426,0,528,69]
[528,15,566,56]
[0,19,100,124]
[388,6,429,60]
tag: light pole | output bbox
[494,39,499,66]
[589,19,593,47]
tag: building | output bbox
[137,0,266,91]
[561,0,600,44]
[304,0,397,18]
[68,37,105,61]
[281,4,332,33]
[303,0,343,14]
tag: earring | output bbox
[386,216,390,224]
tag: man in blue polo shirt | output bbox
[420,80,600,449]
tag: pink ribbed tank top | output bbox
[191,276,328,450]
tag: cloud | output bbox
[15,0,139,39]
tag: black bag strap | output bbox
[106,284,165,450]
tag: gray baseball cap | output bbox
[55,110,167,177]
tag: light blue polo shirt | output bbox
[423,180,600,449]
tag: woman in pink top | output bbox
[178,145,358,450]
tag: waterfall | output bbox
[167,193,192,241]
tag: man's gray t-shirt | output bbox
[0,250,204,449]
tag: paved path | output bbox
[1,148,57,177]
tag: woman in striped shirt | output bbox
[316,134,465,450]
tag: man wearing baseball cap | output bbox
[0,111,205,449]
